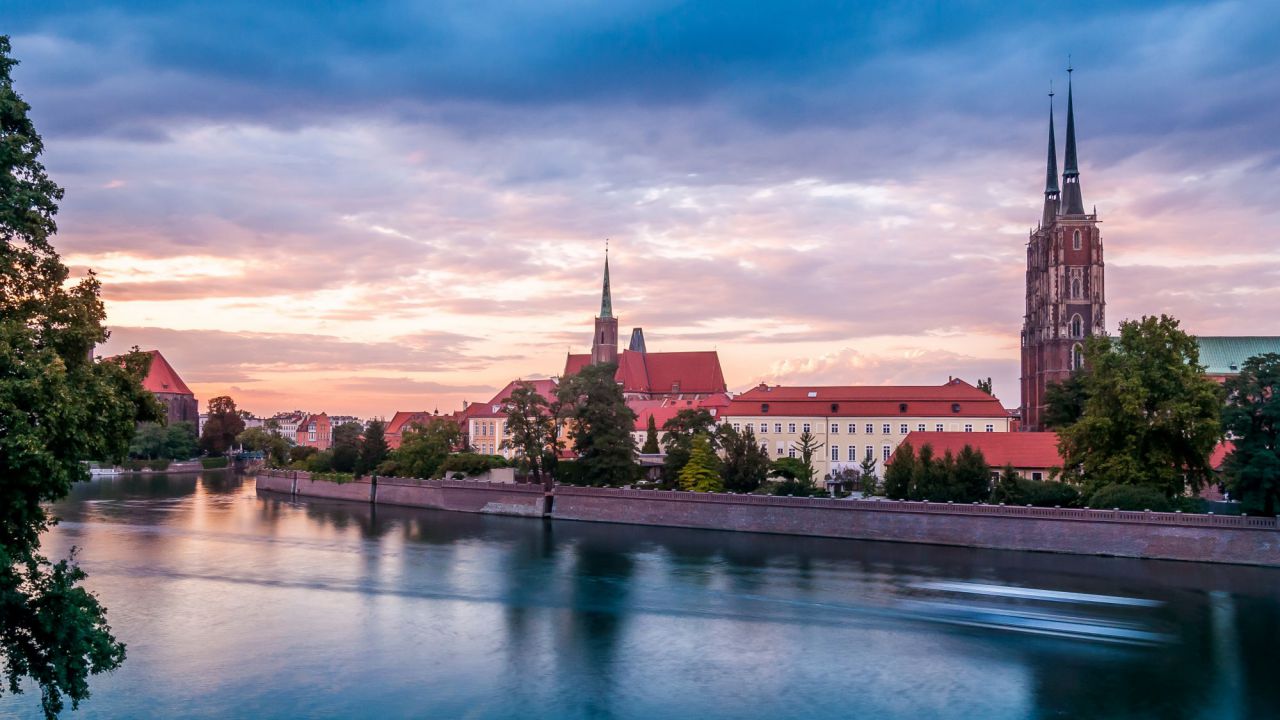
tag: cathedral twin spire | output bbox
[1042,66,1086,219]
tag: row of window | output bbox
[474,421,508,437]
[733,422,996,434]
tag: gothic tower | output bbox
[1021,69,1105,431]
[590,252,619,366]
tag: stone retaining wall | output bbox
[552,486,1280,566]
[257,470,545,517]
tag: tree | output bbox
[791,430,824,489]
[329,421,362,473]
[976,377,994,395]
[382,419,460,478]
[356,419,389,477]
[501,381,557,489]
[0,36,158,717]
[199,396,246,456]
[1221,353,1280,515]
[641,414,660,454]
[883,443,915,500]
[557,363,637,486]
[717,425,769,493]
[678,434,723,493]
[769,457,807,481]
[952,445,992,503]
[1059,315,1223,498]
[660,408,718,485]
[990,464,1022,504]
[1042,373,1087,429]
[859,453,878,485]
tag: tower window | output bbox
[1071,314,1083,338]
[1071,277,1081,299]
[1071,343,1084,370]
[1073,230,1082,250]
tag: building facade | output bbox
[1021,72,1105,431]
[465,379,560,459]
[295,412,332,450]
[721,380,1013,482]
[113,350,198,426]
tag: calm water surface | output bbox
[4,472,1279,719]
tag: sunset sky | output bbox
[6,1,1279,418]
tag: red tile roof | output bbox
[896,431,1062,470]
[725,379,1009,419]
[466,378,559,418]
[562,350,727,396]
[628,394,731,430]
[1210,441,1234,470]
[108,350,194,396]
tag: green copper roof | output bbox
[1196,336,1280,374]
[599,254,612,319]
[1044,93,1059,196]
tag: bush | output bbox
[201,456,229,469]
[310,471,355,484]
[770,479,825,497]
[1020,480,1081,507]
[436,452,510,478]
[1087,483,1172,512]
[123,458,172,471]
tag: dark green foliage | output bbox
[200,457,229,470]
[990,466,1081,507]
[858,453,877,483]
[678,434,723,492]
[1059,316,1222,498]
[129,421,198,460]
[500,381,557,488]
[199,396,246,456]
[989,464,1021,504]
[641,414,660,454]
[557,363,637,486]
[976,377,993,395]
[1220,353,1280,516]
[792,430,824,487]
[305,451,334,473]
[717,425,769,493]
[356,420,389,477]
[437,452,510,479]
[288,445,318,465]
[329,421,362,473]
[1042,373,1087,429]
[952,445,992,502]
[659,408,718,485]
[883,443,914,500]
[1087,483,1173,512]
[768,456,807,481]
[1,37,149,716]
[379,418,460,479]
[236,426,291,465]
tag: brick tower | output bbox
[1021,69,1105,431]
[590,251,619,366]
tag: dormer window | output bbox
[761,403,770,413]
[951,403,961,413]
[830,403,839,413]
[899,403,908,413]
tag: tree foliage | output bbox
[882,443,914,500]
[129,421,198,460]
[1,36,152,716]
[659,408,717,485]
[199,396,245,456]
[640,414,660,454]
[500,381,557,488]
[1058,315,1223,498]
[1042,373,1087,429]
[437,452,510,478]
[330,421,363,473]
[356,419,389,477]
[557,363,637,486]
[886,443,992,503]
[791,430,824,488]
[678,434,723,493]
[976,377,993,395]
[380,419,460,479]
[1221,352,1280,515]
[717,425,769,493]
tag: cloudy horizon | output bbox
[6,0,1278,417]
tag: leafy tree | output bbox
[329,421,363,473]
[1059,315,1223,498]
[660,408,718,485]
[0,36,160,717]
[381,419,460,478]
[717,425,769,493]
[501,381,557,488]
[678,434,723,493]
[976,377,994,395]
[199,396,246,456]
[1221,352,1280,515]
[128,423,168,460]
[882,443,915,500]
[859,453,878,485]
[952,445,992,503]
[791,430,824,489]
[289,445,319,465]
[356,420,389,477]
[557,363,637,486]
[641,414,660,454]
[1088,483,1172,512]
[989,464,1022,504]
[1042,373,1087,429]
[163,422,199,460]
[769,457,807,481]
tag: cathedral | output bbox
[1020,71,1105,431]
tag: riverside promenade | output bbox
[256,469,1280,567]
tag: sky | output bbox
[5,0,1279,418]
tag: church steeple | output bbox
[1042,84,1060,226]
[1060,65,1086,216]
[599,250,613,319]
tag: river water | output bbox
[3,472,1278,719]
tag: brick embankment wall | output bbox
[255,471,546,517]
[551,486,1280,567]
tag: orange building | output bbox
[295,412,332,450]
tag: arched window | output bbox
[1070,314,1083,338]
[1071,343,1084,370]
[1071,277,1081,299]
[1073,230,1082,250]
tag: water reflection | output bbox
[3,473,1276,719]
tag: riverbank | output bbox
[256,469,1280,567]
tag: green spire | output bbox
[1045,86,1059,197]
[1061,64,1086,215]
[599,251,612,319]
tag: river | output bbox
[3,472,1278,719]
